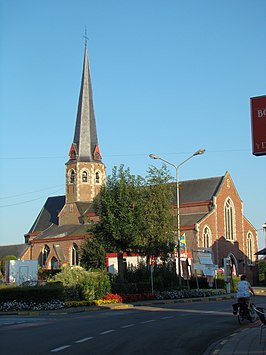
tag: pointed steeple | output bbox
[70,46,102,163]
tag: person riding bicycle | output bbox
[236,274,255,302]
[233,274,256,320]
[233,274,255,315]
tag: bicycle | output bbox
[234,298,257,325]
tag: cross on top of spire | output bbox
[83,27,89,48]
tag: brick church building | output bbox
[0,44,258,283]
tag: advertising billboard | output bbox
[250,95,266,156]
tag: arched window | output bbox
[203,226,211,248]
[69,169,75,184]
[72,243,79,266]
[247,233,254,265]
[224,198,235,241]
[42,245,50,267]
[51,257,59,270]
[82,170,88,183]
[95,171,100,184]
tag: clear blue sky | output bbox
[0,0,265,249]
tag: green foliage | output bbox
[93,165,144,254]
[0,283,64,303]
[111,282,151,294]
[137,165,175,260]
[0,255,17,275]
[258,259,266,285]
[92,164,176,280]
[153,263,178,290]
[111,262,179,293]
[80,236,106,270]
[215,272,239,292]
[38,268,61,281]
[53,265,111,301]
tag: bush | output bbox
[53,265,111,301]
[120,293,156,302]
[0,283,65,303]
[112,262,178,293]
[258,260,266,286]
[111,282,151,294]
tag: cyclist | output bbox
[232,274,255,315]
[236,274,255,301]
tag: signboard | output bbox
[250,95,266,156]
[198,252,213,265]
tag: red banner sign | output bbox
[250,95,266,156]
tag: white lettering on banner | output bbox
[256,142,266,149]
[258,109,266,118]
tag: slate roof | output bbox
[76,202,95,216]
[34,224,91,240]
[180,213,208,226]
[255,247,266,255]
[28,196,65,234]
[72,46,102,163]
[174,176,224,204]
[0,244,29,260]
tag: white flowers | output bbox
[0,300,64,312]
[155,289,226,300]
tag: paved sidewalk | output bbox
[202,320,266,354]
[202,288,266,354]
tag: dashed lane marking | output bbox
[121,323,136,328]
[75,337,94,343]
[100,329,115,335]
[50,345,71,352]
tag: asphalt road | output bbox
[1,296,266,355]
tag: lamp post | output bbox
[149,149,206,287]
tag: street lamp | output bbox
[149,149,206,287]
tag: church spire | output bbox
[60,41,106,223]
[69,45,102,163]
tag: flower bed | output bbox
[155,288,226,300]
[0,300,64,312]
[0,289,226,312]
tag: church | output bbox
[0,44,258,283]
[21,44,106,270]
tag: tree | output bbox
[93,165,144,281]
[139,164,176,264]
[80,236,106,270]
[92,164,176,281]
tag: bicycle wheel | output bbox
[238,310,245,325]
[249,305,257,323]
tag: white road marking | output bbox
[141,319,155,324]
[75,337,94,343]
[50,345,71,352]
[100,329,115,335]
[121,323,136,328]
[160,316,174,320]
